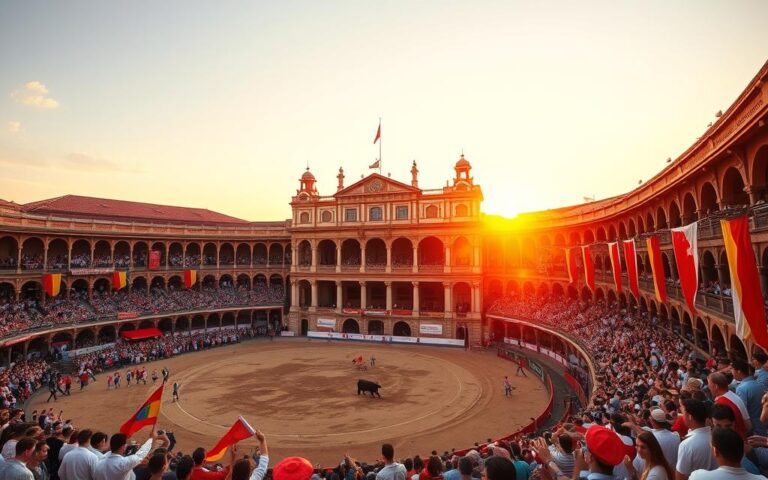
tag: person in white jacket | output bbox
[93,428,167,480]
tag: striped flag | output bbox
[646,235,667,303]
[623,239,640,300]
[112,271,127,290]
[205,416,256,461]
[582,245,595,292]
[42,273,61,297]
[721,216,768,349]
[183,270,197,288]
[608,242,623,293]
[565,247,578,284]
[671,222,699,315]
[119,385,163,436]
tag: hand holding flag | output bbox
[119,385,163,436]
[205,416,257,462]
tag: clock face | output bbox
[369,179,383,192]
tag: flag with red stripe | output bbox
[671,222,698,315]
[183,270,197,288]
[623,239,640,300]
[582,245,595,292]
[119,385,163,436]
[721,216,768,349]
[112,271,127,290]
[205,416,255,462]
[42,273,61,297]
[646,235,667,304]
[565,247,578,284]
[608,242,622,293]
[373,122,381,144]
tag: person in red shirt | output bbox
[189,446,234,479]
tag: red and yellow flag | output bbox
[119,385,163,436]
[205,416,255,461]
[608,242,622,293]
[582,245,595,292]
[183,270,197,288]
[623,239,640,300]
[565,247,578,284]
[646,236,667,304]
[42,273,61,297]
[112,271,127,290]
[721,216,768,349]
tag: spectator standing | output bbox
[376,444,407,480]
[675,400,717,479]
[58,429,98,480]
[92,430,162,480]
[689,428,764,479]
[733,360,767,436]
[2,437,36,480]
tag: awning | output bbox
[120,328,163,341]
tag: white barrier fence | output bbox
[307,331,464,347]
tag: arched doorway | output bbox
[342,318,359,334]
[301,319,308,336]
[393,321,411,337]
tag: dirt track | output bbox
[28,338,548,465]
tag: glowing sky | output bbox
[1,1,767,221]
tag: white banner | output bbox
[69,342,116,357]
[317,318,336,328]
[419,324,443,335]
[280,331,296,337]
[307,331,463,347]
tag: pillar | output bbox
[412,245,419,273]
[445,246,451,271]
[412,281,420,314]
[291,244,298,269]
[360,281,367,310]
[336,281,343,314]
[472,281,482,315]
[311,246,317,273]
[216,244,221,268]
[43,245,48,272]
[443,282,452,318]
[386,245,392,273]
[291,280,298,308]
[385,281,392,311]
[473,244,481,273]
[336,245,342,273]
[360,246,366,273]
[310,281,317,309]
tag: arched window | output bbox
[299,212,310,224]
[425,205,438,218]
[455,204,468,217]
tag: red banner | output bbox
[149,250,161,270]
[43,273,61,297]
[646,236,667,304]
[608,242,622,293]
[623,239,640,300]
[183,270,197,288]
[582,246,595,292]
[565,247,578,284]
[671,222,698,315]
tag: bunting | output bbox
[671,222,699,315]
[565,247,578,284]
[608,242,623,293]
[112,271,127,290]
[183,270,198,288]
[42,273,61,297]
[721,216,768,349]
[582,245,595,292]
[623,239,640,300]
[646,236,667,304]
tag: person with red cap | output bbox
[273,456,314,480]
[533,425,626,479]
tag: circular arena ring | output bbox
[28,339,551,464]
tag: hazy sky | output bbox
[1,1,767,221]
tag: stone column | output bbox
[310,280,317,309]
[360,281,367,310]
[412,281,420,315]
[473,244,481,273]
[311,246,318,273]
[386,245,392,273]
[360,246,366,273]
[43,246,48,272]
[412,245,419,273]
[291,243,298,269]
[336,281,343,314]
[385,281,392,311]
[443,282,452,318]
[444,246,451,273]
[290,280,298,308]
[472,281,482,315]
[336,245,342,273]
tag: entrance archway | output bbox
[393,321,411,337]
[342,318,359,334]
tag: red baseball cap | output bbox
[273,456,314,480]
[585,425,625,466]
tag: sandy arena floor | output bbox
[28,338,549,465]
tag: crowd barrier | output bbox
[306,330,465,347]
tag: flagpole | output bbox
[378,117,382,174]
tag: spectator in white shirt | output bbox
[689,428,764,479]
[87,431,108,458]
[676,399,717,480]
[0,437,36,480]
[92,428,164,480]
[58,429,99,480]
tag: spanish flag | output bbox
[112,271,127,290]
[42,273,61,297]
[119,385,163,436]
[205,416,255,461]
[721,217,768,349]
[646,235,667,303]
[565,247,578,284]
[582,245,595,292]
[183,270,197,288]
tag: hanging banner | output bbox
[608,242,623,293]
[582,245,595,292]
[42,273,61,297]
[623,239,640,300]
[149,250,161,270]
[646,236,667,303]
[184,270,198,288]
[671,222,698,315]
[419,324,443,335]
[565,247,578,284]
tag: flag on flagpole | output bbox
[119,385,163,436]
[721,216,768,349]
[42,273,61,297]
[608,242,623,293]
[565,247,578,284]
[112,271,127,290]
[646,235,667,304]
[184,270,197,288]
[582,245,595,292]
[205,416,256,462]
[369,159,380,169]
[623,239,640,300]
[373,122,381,144]
[671,222,699,315]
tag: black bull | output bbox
[357,379,382,398]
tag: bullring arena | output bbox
[27,339,548,464]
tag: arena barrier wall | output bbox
[306,330,465,347]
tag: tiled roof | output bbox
[0,199,20,210]
[22,195,250,225]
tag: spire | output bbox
[411,160,419,188]
[336,167,345,192]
